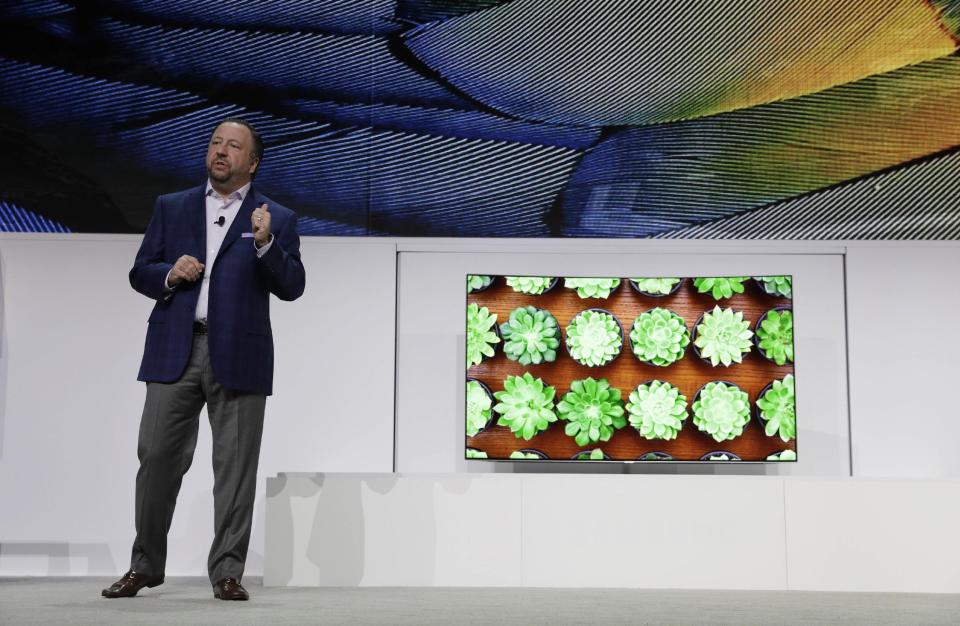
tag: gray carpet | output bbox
[1,578,958,625]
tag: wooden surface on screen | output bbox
[466,277,796,462]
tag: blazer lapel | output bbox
[215,187,257,261]
[191,186,208,265]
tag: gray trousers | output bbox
[129,334,266,584]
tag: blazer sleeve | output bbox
[256,211,306,301]
[129,196,175,301]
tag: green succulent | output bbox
[754,275,792,298]
[630,308,689,366]
[766,449,798,462]
[630,277,681,295]
[756,309,794,366]
[694,306,753,366]
[500,306,560,365]
[465,448,488,459]
[692,381,751,442]
[565,310,622,367]
[466,379,492,437]
[564,277,621,299]
[509,450,543,460]
[557,377,626,446]
[493,372,557,440]
[466,303,499,368]
[626,380,688,440]
[505,276,554,295]
[757,374,796,442]
[575,448,606,460]
[466,274,494,293]
[693,276,749,300]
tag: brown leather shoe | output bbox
[212,577,249,601]
[101,570,164,598]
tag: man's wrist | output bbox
[255,234,274,257]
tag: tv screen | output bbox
[466,276,796,462]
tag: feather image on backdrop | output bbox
[0,0,958,238]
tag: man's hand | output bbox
[252,203,271,247]
[169,255,205,285]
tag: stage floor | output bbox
[1,578,958,625]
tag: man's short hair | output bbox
[218,117,263,174]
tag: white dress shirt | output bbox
[164,181,273,321]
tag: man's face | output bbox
[206,122,258,189]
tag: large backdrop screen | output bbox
[1,1,958,237]
[466,276,797,462]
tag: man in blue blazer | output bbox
[103,118,305,601]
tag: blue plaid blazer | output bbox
[129,185,306,395]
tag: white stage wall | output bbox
[1,235,959,579]
[0,235,396,577]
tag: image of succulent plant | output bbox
[466,303,499,368]
[692,381,751,442]
[564,277,621,299]
[630,308,690,366]
[466,379,493,437]
[757,374,796,442]
[500,306,561,365]
[766,449,798,462]
[565,309,623,367]
[493,372,557,440]
[630,277,681,295]
[465,448,488,459]
[756,309,794,366]
[693,276,749,300]
[556,377,626,446]
[466,274,494,293]
[509,450,543,460]
[694,306,753,366]
[505,276,554,295]
[574,448,606,460]
[753,275,793,298]
[625,380,689,440]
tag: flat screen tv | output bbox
[466,276,796,463]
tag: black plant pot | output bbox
[506,276,559,295]
[627,379,688,441]
[628,307,690,367]
[565,277,622,299]
[466,275,496,294]
[511,448,548,460]
[752,276,792,299]
[699,450,742,461]
[690,308,754,367]
[753,378,796,443]
[466,377,497,435]
[637,451,673,461]
[629,277,684,297]
[500,306,561,366]
[571,450,612,461]
[692,380,750,441]
[765,449,798,462]
[753,306,794,365]
[564,307,624,368]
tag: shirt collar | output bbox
[205,180,251,204]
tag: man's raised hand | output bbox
[252,203,271,246]
[169,255,204,285]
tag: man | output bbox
[102,118,306,601]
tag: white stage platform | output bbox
[264,473,960,593]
